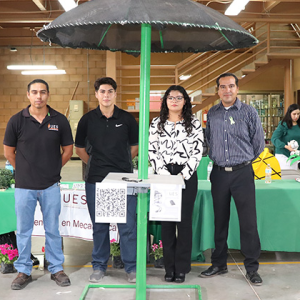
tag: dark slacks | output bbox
[161,164,198,274]
[210,163,261,272]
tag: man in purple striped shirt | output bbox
[200,73,265,286]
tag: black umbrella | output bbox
[37,1,257,299]
[38,0,257,55]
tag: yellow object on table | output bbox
[252,148,281,180]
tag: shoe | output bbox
[246,271,262,286]
[31,254,39,266]
[175,273,185,283]
[200,266,228,278]
[127,272,136,283]
[11,273,32,290]
[89,270,105,282]
[51,270,71,287]
[164,272,175,282]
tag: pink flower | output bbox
[42,247,45,253]
[110,239,117,243]
[159,240,163,248]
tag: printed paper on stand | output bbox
[149,183,182,222]
[95,182,127,223]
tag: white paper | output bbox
[72,183,85,190]
[95,182,127,223]
[149,183,182,222]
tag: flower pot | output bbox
[10,184,15,189]
[154,257,164,268]
[0,261,17,274]
[112,255,124,269]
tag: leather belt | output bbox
[214,161,251,172]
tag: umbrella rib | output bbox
[159,31,164,49]
[215,22,233,47]
[98,24,112,47]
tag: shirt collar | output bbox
[22,105,55,118]
[216,98,241,111]
[97,105,119,119]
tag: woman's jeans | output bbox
[14,183,64,275]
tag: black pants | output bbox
[161,164,198,274]
[210,163,261,272]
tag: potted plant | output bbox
[10,179,15,189]
[0,169,14,190]
[150,240,164,268]
[0,243,18,274]
[132,157,153,174]
[110,239,124,269]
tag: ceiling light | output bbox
[10,48,17,52]
[225,0,250,16]
[58,0,78,12]
[179,74,192,81]
[21,70,66,75]
[7,65,57,70]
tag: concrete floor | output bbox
[1,159,300,299]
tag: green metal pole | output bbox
[136,23,151,300]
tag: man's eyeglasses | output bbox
[122,177,142,183]
[167,96,184,103]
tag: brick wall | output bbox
[0,47,106,158]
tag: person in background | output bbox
[200,73,265,286]
[3,79,73,290]
[271,103,300,170]
[149,85,203,283]
[75,77,139,283]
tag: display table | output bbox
[2,180,300,260]
[192,179,300,260]
[0,188,16,235]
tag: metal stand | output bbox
[80,23,201,300]
[79,173,201,300]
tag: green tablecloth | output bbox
[0,188,16,235]
[3,180,300,262]
[192,180,300,260]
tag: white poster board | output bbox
[149,183,182,222]
[32,189,119,241]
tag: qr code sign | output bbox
[95,183,127,223]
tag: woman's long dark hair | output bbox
[158,85,193,135]
[281,103,300,129]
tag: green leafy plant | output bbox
[0,244,18,264]
[132,156,151,170]
[110,239,121,256]
[150,240,163,260]
[10,179,15,185]
[0,169,13,189]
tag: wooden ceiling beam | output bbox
[32,0,47,11]
[263,1,280,11]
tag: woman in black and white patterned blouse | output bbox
[149,85,203,283]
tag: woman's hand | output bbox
[285,144,294,152]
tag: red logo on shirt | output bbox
[48,124,59,131]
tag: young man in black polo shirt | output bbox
[3,79,74,290]
[75,77,139,283]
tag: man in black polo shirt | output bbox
[3,79,73,290]
[75,77,139,283]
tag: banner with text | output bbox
[32,189,119,242]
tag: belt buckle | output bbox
[225,167,233,172]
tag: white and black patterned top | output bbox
[148,116,203,180]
